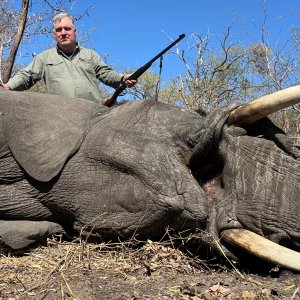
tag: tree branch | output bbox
[2,0,29,83]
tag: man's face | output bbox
[54,17,77,51]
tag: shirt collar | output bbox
[56,43,79,60]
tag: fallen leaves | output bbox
[0,237,299,299]
[208,283,231,296]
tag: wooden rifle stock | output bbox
[103,34,185,107]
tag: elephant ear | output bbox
[0,91,107,182]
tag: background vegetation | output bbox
[1,0,300,134]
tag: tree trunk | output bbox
[2,0,29,83]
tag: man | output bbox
[0,12,137,103]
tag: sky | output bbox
[13,0,300,82]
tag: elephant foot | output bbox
[0,220,64,249]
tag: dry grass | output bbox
[0,234,299,299]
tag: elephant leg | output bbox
[0,220,64,249]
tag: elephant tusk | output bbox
[227,85,300,126]
[220,229,300,272]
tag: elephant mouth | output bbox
[193,158,300,273]
[191,85,300,272]
[224,85,300,272]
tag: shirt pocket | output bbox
[45,61,65,79]
[78,58,96,76]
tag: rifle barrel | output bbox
[103,34,186,107]
[143,34,185,67]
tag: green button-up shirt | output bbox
[7,45,124,103]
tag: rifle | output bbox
[103,34,185,107]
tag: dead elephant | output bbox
[0,87,299,272]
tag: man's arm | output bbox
[1,55,44,91]
[92,52,125,89]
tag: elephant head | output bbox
[0,86,299,272]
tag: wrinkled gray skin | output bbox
[0,90,299,258]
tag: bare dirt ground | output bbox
[0,235,299,300]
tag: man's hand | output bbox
[122,74,137,88]
[0,82,11,90]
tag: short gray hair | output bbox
[52,12,75,30]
